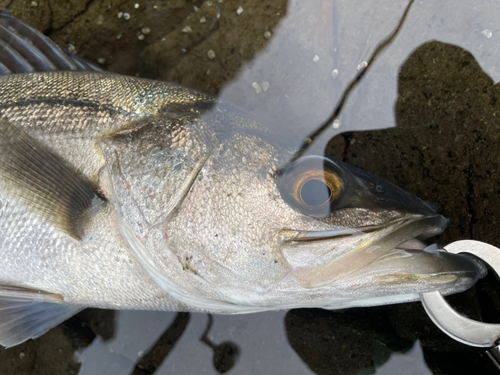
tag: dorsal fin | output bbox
[0,13,103,74]
[0,119,105,239]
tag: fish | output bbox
[0,14,485,347]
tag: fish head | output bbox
[101,106,484,312]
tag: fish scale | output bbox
[0,14,486,348]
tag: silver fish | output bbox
[0,15,485,347]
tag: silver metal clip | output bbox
[420,240,500,369]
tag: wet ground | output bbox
[2,0,500,374]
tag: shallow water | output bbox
[1,0,500,373]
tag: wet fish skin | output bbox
[0,14,486,347]
[0,70,483,311]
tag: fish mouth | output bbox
[279,214,485,296]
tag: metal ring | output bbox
[420,240,500,347]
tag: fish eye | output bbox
[278,156,345,216]
[295,170,342,207]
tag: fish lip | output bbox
[278,214,447,247]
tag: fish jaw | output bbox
[280,214,486,299]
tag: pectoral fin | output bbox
[0,120,105,239]
[0,286,83,348]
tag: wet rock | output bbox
[285,307,413,375]
[9,0,52,32]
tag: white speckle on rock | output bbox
[141,26,151,34]
[96,14,104,25]
[261,81,270,92]
[123,12,130,20]
[482,29,493,38]
[207,50,216,59]
[332,119,340,129]
[331,69,339,79]
[313,55,320,63]
[264,31,272,39]
[200,16,206,23]
[236,6,244,15]
[117,11,123,18]
[252,82,262,94]
[98,57,106,64]
[207,1,213,5]
[19,353,25,359]
[182,26,193,33]
[138,350,144,357]
[117,33,122,39]
[357,61,367,70]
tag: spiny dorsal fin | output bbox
[0,12,103,74]
[0,119,104,239]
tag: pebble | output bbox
[138,34,145,40]
[182,26,193,33]
[264,31,272,39]
[141,27,151,35]
[96,14,104,25]
[357,61,367,70]
[31,1,37,7]
[117,11,123,19]
[236,6,244,15]
[19,352,25,359]
[313,55,319,63]
[138,350,144,357]
[252,82,262,94]
[153,5,158,9]
[97,57,106,64]
[117,33,122,39]
[68,44,76,53]
[134,3,140,9]
[261,81,270,92]
[207,50,216,59]
[332,119,340,129]
[482,29,493,38]
[200,17,206,23]
[124,12,130,20]
[331,69,339,79]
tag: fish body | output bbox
[0,15,486,347]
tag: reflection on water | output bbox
[2,0,500,373]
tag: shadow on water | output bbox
[199,315,240,374]
[131,313,190,375]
